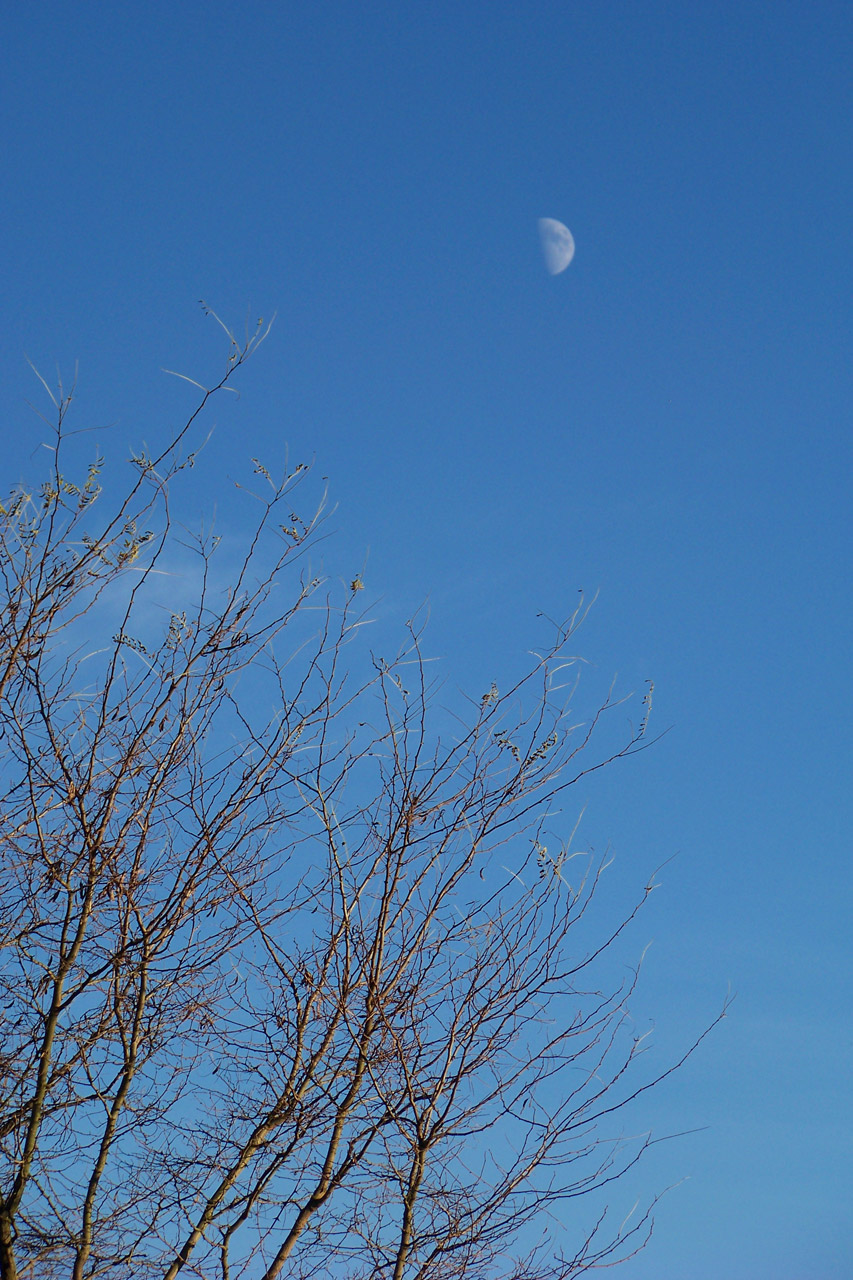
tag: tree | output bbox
[0,315,720,1280]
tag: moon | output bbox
[538,218,575,275]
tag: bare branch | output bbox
[0,320,716,1280]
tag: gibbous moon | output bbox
[538,218,575,275]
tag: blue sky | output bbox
[2,3,850,1276]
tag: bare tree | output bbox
[0,315,721,1280]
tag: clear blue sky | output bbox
[2,4,850,1276]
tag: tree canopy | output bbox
[0,319,719,1280]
